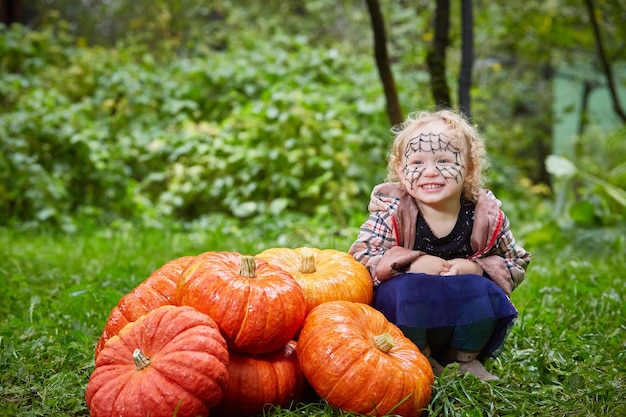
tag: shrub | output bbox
[0,23,390,228]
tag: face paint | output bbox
[401,133,466,190]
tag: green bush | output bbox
[0,23,390,228]
[3,15,622,231]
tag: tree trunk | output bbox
[577,80,598,138]
[1,0,21,24]
[458,0,474,117]
[584,0,626,123]
[426,0,451,109]
[364,0,403,126]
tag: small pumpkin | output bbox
[256,247,373,314]
[86,305,229,417]
[176,251,307,355]
[95,256,195,358]
[297,301,433,417]
[212,341,303,417]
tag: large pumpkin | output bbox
[86,305,229,417]
[212,341,303,417]
[297,301,433,417]
[95,256,195,358]
[176,251,307,355]
[256,247,373,314]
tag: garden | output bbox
[1,1,625,416]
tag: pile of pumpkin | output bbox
[86,247,434,417]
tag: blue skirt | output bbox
[374,273,518,357]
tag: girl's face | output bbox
[396,121,468,208]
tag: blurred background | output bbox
[1,0,624,243]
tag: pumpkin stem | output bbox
[133,348,151,370]
[299,247,316,274]
[239,255,257,278]
[373,333,395,353]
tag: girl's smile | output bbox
[420,183,447,191]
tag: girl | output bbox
[350,109,530,380]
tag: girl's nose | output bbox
[423,165,440,176]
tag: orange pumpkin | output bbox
[297,301,433,417]
[256,247,373,314]
[212,341,303,416]
[86,305,229,417]
[176,251,307,355]
[95,256,195,358]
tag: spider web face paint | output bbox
[401,133,466,190]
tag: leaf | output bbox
[231,201,257,218]
[569,201,599,226]
[523,221,565,248]
[545,155,577,178]
[29,296,41,323]
[602,185,626,207]
[578,171,626,207]
[268,198,290,215]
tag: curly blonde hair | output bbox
[386,109,489,202]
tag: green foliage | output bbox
[31,0,376,56]
[2,0,625,232]
[546,126,626,228]
[0,21,389,228]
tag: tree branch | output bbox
[426,0,451,109]
[458,0,473,117]
[364,0,403,126]
[584,0,626,123]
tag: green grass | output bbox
[1,221,625,417]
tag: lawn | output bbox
[0,221,624,417]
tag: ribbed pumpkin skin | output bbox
[256,247,373,314]
[176,251,307,355]
[297,301,434,417]
[95,256,195,358]
[86,305,229,417]
[212,341,303,417]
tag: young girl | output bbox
[349,109,530,380]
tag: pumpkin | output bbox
[256,247,373,314]
[297,301,433,417]
[95,256,195,358]
[212,341,303,416]
[176,251,307,355]
[85,305,229,417]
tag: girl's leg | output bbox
[426,326,453,355]
[399,325,446,376]
[399,325,427,349]
[399,325,454,353]
[450,318,496,352]
[442,318,499,381]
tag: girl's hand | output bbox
[408,255,451,275]
[441,258,483,276]
[375,246,422,280]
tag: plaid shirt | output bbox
[349,183,530,294]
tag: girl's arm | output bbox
[349,210,396,286]
[473,214,530,295]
